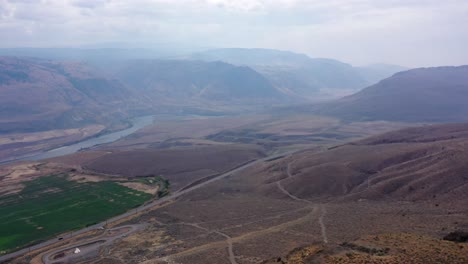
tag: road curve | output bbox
[42,224,144,264]
[276,166,329,244]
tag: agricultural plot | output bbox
[0,174,152,253]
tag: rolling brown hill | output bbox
[0,57,147,133]
[312,66,468,122]
[259,123,468,202]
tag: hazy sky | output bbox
[1,0,468,67]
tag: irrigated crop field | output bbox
[0,174,152,253]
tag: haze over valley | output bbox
[1,1,468,263]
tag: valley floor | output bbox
[2,115,467,263]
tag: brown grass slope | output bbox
[262,123,468,202]
[267,233,468,264]
[84,144,266,190]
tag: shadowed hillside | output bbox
[0,57,147,133]
[311,66,468,122]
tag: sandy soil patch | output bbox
[69,174,109,183]
[0,125,106,163]
[118,182,159,195]
[2,162,41,180]
[0,125,105,145]
[0,183,25,196]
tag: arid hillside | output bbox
[259,123,468,202]
[265,233,468,264]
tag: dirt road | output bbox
[276,163,329,244]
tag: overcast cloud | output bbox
[1,0,467,67]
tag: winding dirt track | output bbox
[318,204,328,244]
[176,223,238,264]
[213,231,237,264]
[276,162,329,244]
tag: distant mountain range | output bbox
[310,65,468,122]
[0,48,407,101]
[188,48,406,99]
[9,48,465,134]
[0,56,286,133]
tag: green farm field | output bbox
[0,174,152,253]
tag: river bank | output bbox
[1,116,154,164]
